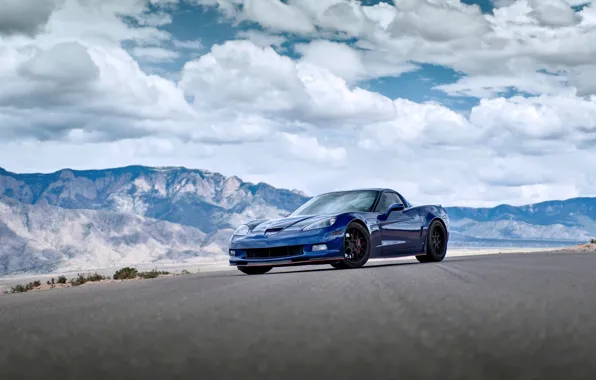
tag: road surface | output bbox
[1,251,596,380]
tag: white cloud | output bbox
[179,40,396,125]
[236,30,286,48]
[361,2,398,30]
[132,46,180,61]
[135,10,174,27]
[31,0,174,47]
[281,132,347,166]
[434,72,571,98]
[200,0,388,39]
[172,39,203,50]
[20,41,99,84]
[241,0,315,34]
[192,0,243,18]
[179,40,305,113]
[527,0,579,27]
[295,40,367,84]
[0,42,100,110]
[294,39,417,84]
[0,1,195,142]
[388,0,490,42]
[469,94,596,146]
[306,1,377,38]
[295,61,396,124]
[359,98,478,148]
[567,64,596,96]
[0,0,61,37]
[360,92,596,154]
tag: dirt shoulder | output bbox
[0,268,193,296]
[557,243,596,252]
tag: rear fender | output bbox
[418,206,450,248]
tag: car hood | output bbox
[251,215,334,233]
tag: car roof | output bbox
[313,188,411,208]
[317,188,394,196]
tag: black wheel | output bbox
[237,266,273,275]
[331,223,371,269]
[416,220,447,263]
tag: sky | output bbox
[1,0,596,207]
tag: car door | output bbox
[376,192,422,255]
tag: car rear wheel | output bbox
[237,266,273,275]
[416,220,447,263]
[331,223,371,269]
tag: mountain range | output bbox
[0,165,592,275]
[447,199,596,244]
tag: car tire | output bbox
[416,220,448,263]
[331,222,371,269]
[237,266,273,275]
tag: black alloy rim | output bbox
[431,225,445,255]
[344,228,367,263]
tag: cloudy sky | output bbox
[1,0,596,207]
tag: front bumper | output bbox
[228,228,345,267]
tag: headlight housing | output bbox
[303,217,336,231]
[233,224,250,236]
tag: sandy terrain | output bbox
[558,242,596,252]
[0,272,183,295]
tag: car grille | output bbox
[245,246,303,259]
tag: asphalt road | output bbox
[1,251,596,380]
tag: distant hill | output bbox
[0,165,308,233]
[0,196,212,275]
[446,198,596,228]
[445,199,596,243]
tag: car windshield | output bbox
[290,190,379,216]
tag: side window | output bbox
[377,192,403,212]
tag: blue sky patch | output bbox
[360,64,474,107]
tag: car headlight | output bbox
[233,224,250,236]
[303,217,336,231]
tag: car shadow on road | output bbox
[262,261,421,276]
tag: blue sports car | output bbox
[229,188,450,275]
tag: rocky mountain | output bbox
[446,198,596,229]
[0,165,594,274]
[445,199,596,244]
[0,166,308,274]
[0,166,308,233]
[0,196,219,275]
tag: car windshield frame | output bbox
[290,190,380,217]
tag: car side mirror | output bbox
[387,203,405,213]
[377,203,405,220]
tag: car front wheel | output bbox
[331,222,371,269]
